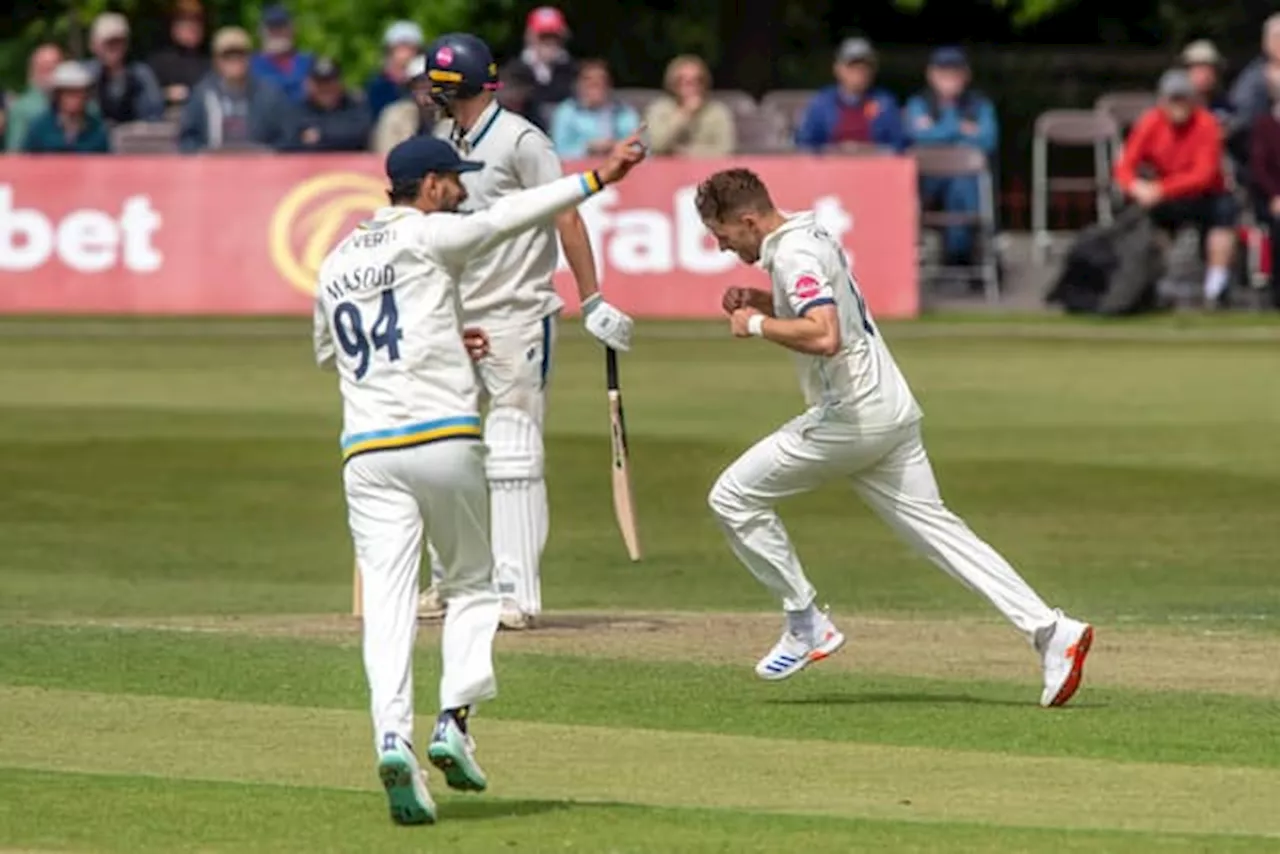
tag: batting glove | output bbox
[582,294,634,351]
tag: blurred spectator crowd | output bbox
[5,2,1280,306]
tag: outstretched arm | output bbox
[428,133,646,264]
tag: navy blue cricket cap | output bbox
[929,46,968,68]
[385,137,484,183]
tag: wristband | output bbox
[747,314,765,336]
[581,170,603,194]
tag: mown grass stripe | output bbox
[8,768,1280,854]
[3,624,1277,770]
[3,686,1279,838]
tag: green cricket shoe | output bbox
[426,713,488,792]
[377,734,437,825]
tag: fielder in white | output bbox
[695,168,1093,707]
[314,134,645,825]
[416,33,634,629]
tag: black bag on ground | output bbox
[1046,206,1166,315]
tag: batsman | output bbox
[698,168,1093,707]
[418,33,634,628]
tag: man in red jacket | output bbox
[1115,68,1238,305]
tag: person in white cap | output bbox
[84,11,164,124]
[21,61,111,153]
[1181,39,1231,124]
[367,21,425,120]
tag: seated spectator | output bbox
[180,27,291,152]
[282,58,371,152]
[1117,69,1237,306]
[85,12,165,124]
[796,37,903,153]
[251,4,314,104]
[644,55,735,157]
[904,47,998,266]
[22,62,110,154]
[495,61,544,128]
[372,54,435,154]
[550,59,638,158]
[366,21,423,121]
[6,44,62,151]
[502,6,576,130]
[1247,65,1280,308]
[147,0,211,108]
[1182,40,1231,123]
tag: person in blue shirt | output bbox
[796,37,903,152]
[904,47,998,265]
[22,61,111,153]
[250,4,314,104]
[365,21,424,121]
[550,59,638,158]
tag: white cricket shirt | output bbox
[434,100,565,328]
[314,171,604,461]
[760,210,923,431]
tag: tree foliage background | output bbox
[1,0,1275,92]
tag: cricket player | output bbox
[314,133,645,825]
[416,32,634,629]
[696,168,1093,707]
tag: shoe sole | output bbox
[1046,625,1094,708]
[377,754,436,825]
[756,630,846,682]
[427,741,487,792]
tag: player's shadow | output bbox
[441,798,573,821]
[765,691,1029,708]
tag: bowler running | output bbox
[313,133,645,825]
[697,168,1093,707]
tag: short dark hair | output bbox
[694,168,774,222]
[387,177,423,205]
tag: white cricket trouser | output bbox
[708,410,1057,641]
[346,439,500,755]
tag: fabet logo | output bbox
[269,172,384,295]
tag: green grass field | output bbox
[2,316,1279,852]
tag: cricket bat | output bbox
[352,561,362,618]
[606,347,641,561]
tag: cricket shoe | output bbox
[498,600,532,631]
[417,585,445,621]
[376,733,436,825]
[1038,611,1094,708]
[427,713,488,792]
[755,619,846,681]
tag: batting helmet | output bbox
[425,33,499,107]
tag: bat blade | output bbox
[606,348,641,561]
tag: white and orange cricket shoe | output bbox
[754,617,846,681]
[1038,611,1094,707]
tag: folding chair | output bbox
[614,88,664,118]
[913,145,1000,302]
[110,120,180,154]
[1094,91,1157,136]
[1031,110,1121,263]
[760,90,817,144]
[734,108,788,154]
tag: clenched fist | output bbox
[721,286,774,316]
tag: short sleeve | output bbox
[512,129,563,189]
[779,250,836,316]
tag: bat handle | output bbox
[605,347,619,391]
